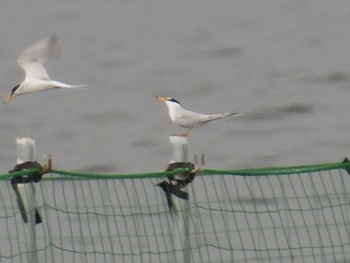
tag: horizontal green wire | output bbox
[0,168,40,180]
[0,161,349,180]
[203,161,350,176]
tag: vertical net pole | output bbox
[16,137,38,263]
[169,135,191,263]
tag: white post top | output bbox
[16,137,35,164]
[169,135,188,162]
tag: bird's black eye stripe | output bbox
[11,84,20,95]
[168,98,181,104]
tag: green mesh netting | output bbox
[1,162,350,263]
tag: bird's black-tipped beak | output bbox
[5,84,21,104]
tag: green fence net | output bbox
[1,161,350,263]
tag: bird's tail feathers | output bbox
[208,111,240,120]
[223,111,240,117]
[64,84,87,89]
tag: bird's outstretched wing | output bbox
[17,34,58,80]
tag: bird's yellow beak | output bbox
[4,95,13,104]
[156,96,167,102]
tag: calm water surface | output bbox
[0,1,349,173]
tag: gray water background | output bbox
[1,1,350,173]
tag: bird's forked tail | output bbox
[208,111,240,121]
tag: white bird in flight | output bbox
[4,34,86,103]
[156,96,240,137]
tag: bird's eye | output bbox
[169,98,180,104]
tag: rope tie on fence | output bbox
[9,161,50,224]
[157,162,199,212]
[10,161,49,182]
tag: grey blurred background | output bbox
[1,1,350,173]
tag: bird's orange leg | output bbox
[180,128,191,137]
